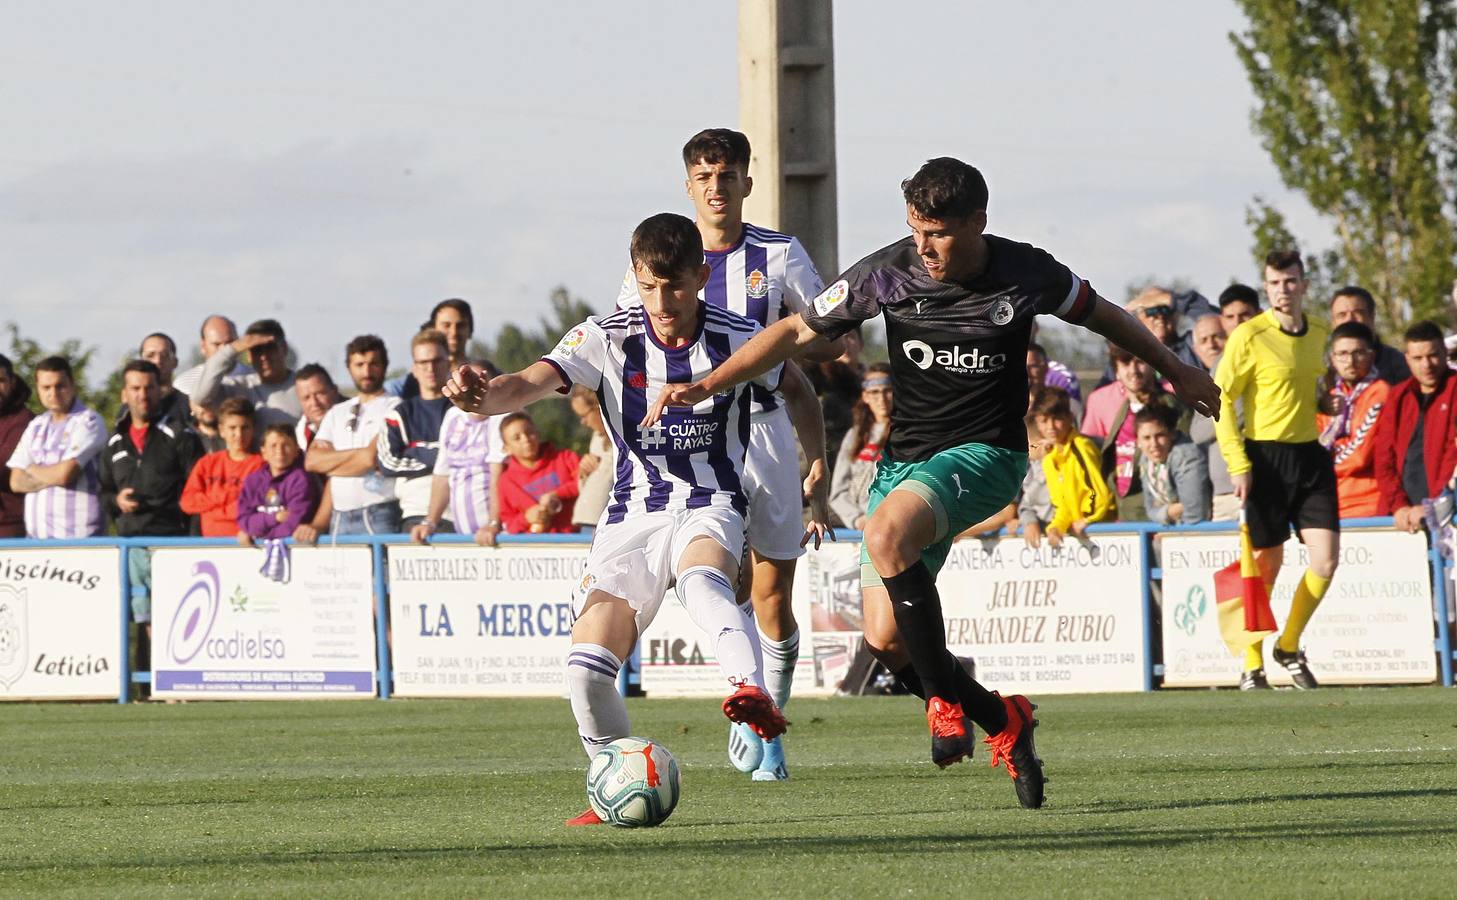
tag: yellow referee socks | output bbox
[1278,570,1332,653]
[1244,641,1266,672]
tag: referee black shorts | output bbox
[1244,439,1340,549]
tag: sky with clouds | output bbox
[1,0,1324,386]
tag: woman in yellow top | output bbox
[1212,249,1339,691]
[1032,388,1115,547]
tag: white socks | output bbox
[759,630,799,711]
[566,643,629,760]
[677,565,766,692]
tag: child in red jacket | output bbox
[497,412,580,533]
[180,397,264,537]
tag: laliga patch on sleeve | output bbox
[813,279,850,316]
[553,328,588,358]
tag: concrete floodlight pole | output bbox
[738,0,839,277]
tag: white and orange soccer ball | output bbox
[586,737,681,827]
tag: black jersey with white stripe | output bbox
[802,234,1096,461]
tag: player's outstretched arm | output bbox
[442,362,564,417]
[1080,296,1221,419]
[640,314,828,427]
[779,361,834,549]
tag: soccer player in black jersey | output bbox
[646,158,1220,808]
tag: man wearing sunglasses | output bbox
[192,318,303,429]
[1126,288,1205,371]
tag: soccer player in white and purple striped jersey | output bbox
[6,356,107,538]
[443,213,831,826]
[615,128,834,781]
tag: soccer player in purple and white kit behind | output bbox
[616,129,834,781]
[444,213,832,825]
[649,158,1221,809]
[6,356,107,538]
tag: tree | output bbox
[4,322,126,422]
[1231,0,1457,328]
[468,287,598,453]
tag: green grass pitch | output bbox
[4,687,1455,898]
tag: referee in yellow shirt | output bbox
[1214,249,1338,690]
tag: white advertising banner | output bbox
[1160,529,1436,688]
[936,535,1149,694]
[796,540,868,695]
[151,547,376,699]
[388,544,587,697]
[640,533,1149,698]
[0,548,120,700]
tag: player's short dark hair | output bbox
[630,213,704,279]
[1027,342,1048,360]
[1332,285,1375,316]
[1218,283,1260,309]
[1030,387,1074,423]
[0,353,12,379]
[293,363,334,386]
[246,318,286,341]
[345,334,388,366]
[1264,249,1305,275]
[139,332,177,356]
[901,157,989,221]
[500,411,534,434]
[261,422,297,444]
[682,128,751,171]
[1330,321,1375,348]
[123,359,161,381]
[35,355,74,381]
[217,396,256,422]
[1404,319,1445,347]
[425,298,474,334]
[1132,403,1177,432]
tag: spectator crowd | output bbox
[2,275,1457,673]
[816,277,1457,550]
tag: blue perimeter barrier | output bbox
[2,517,1451,703]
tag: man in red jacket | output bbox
[1374,320,1457,533]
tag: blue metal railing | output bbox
[2,516,1451,702]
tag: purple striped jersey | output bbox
[540,304,782,524]
[5,401,107,538]
[615,223,823,413]
[432,407,506,534]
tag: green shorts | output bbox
[860,442,1027,587]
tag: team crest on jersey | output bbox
[813,280,850,316]
[553,328,588,358]
[991,299,1015,326]
[745,268,769,298]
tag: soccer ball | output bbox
[586,737,681,827]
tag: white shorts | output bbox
[743,407,805,560]
[572,505,747,634]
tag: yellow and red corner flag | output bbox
[1212,513,1278,657]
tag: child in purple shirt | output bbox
[237,424,319,544]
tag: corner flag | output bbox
[1212,513,1277,657]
